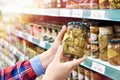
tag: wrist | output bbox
[42,75,56,80]
[39,49,55,70]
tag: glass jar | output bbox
[99,0,109,9]
[90,41,99,58]
[83,0,90,9]
[114,25,120,38]
[77,65,84,80]
[84,68,91,80]
[79,0,84,9]
[108,38,120,66]
[66,0,80,9]
[90,0,99,9]
[90,23,99,42]
[99,26,113,61]
[91,71,103,80]
[63,22,89,58]
[109,0,120,9]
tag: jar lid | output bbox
[67,22,73,25]
[109,38,120,43]
[75,22,81,25]
[81,22,90,30]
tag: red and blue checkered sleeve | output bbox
[0,60,37,80]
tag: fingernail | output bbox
[62,25,66,29]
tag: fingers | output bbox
[54,45,63,62]
[56,25,67,42]
[68,55,87,68]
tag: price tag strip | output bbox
[18,31,23,37]
[39,41,46,48]
[91,61,105,74]
[32,37,40,45]
[72,9,83,18]
[27,33,32,42]
[60,9,72,17]
[22,33,28,40]
[90,10,105,19]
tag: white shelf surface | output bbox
[12,29,51,49]
[81,57,120,80]
[1,8,120,21]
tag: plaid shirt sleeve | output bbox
[0,56,45,80]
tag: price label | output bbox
[91,10,105,19]
[60,9,72,17]
[14,30,18,35]
[27,35,32,42]
[91,62,105,74]
[18,31,23,37]
[40,41,45,48]
[22,33,28,39]
[72,9,83,18]
[13,48,17,55]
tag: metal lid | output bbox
[67,22,73,25]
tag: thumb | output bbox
[54,45,63,62]
[68,55,87,68]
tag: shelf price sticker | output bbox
[22,33,28,40]
[60,9,72,17]
[18,31,23,37]
[14,30,19,35]
[72,9,83,18]
[27,34,32,42]
[40,41,45,48]
[13,48,17,55]
[91,62,105,74]
[90,10,105,19]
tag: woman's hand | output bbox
[39,25,67,70]
[43,46,86,80]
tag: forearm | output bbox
[39,49,55,70]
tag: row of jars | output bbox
[41,0,120,9]
[62,21,120,66]
[66,65,112,80]
[90,23,120,66]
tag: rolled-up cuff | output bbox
[30,56,45,76]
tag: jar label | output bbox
[84,76,90,80]
[78,74,84,80]
[99,0,106,3]
[90,33,98,41]
[108,48,118,58]
[72,70,78,78]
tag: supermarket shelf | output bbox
[1,8,59,17]
[81,57,120,80]
[1,8,120,21]
[12,30,52,50]
[0,39,28,60]
[0,51,15,66]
